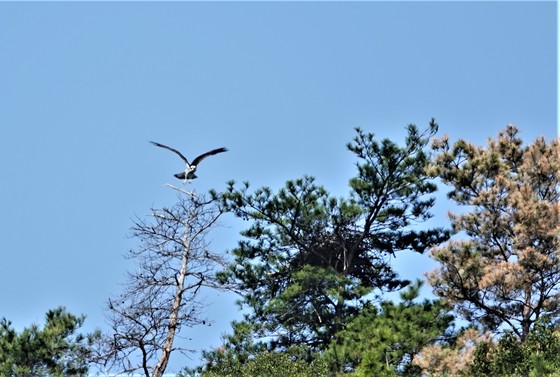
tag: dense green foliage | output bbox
[181,347,332,377]
[325,280,454,376]
[187,281,453,377]
[469,319,560,377]
[0,307,97,376]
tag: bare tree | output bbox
[94,190,229,377]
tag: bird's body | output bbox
[174,168,197,181]
[150,141,227,182]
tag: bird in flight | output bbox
[150,141,228,182]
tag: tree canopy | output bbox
[427,125,560,340]
[0,307,97,377]
[193,120,451,374]
[324,280,454,376]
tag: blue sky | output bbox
[0,1,556,373]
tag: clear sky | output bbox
[0,1,556,374]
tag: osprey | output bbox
[150,141,228,182]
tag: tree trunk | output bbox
[152,232,191,377]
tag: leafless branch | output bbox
[92,191,229,377]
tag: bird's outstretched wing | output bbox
[150,141,190,165]
[192,147,228,166]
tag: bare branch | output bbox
[92,191,229,376]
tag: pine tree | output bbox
[427,125,560,340]
[324,280,454,376]
[208,120,449,361]
[0,307,97,376]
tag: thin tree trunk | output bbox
[152,233,191,377]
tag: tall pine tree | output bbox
[211,120,449,360]
[427,125,560,341]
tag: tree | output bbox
[412,327,492,377]
[417,319,560,377]
[94,191,228,377]
[209,120,449,359]
[0,307,98,376]
[182,347,332,377]
[427,125,560,340]
[469,318,560,377]
[324,280,454,376]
